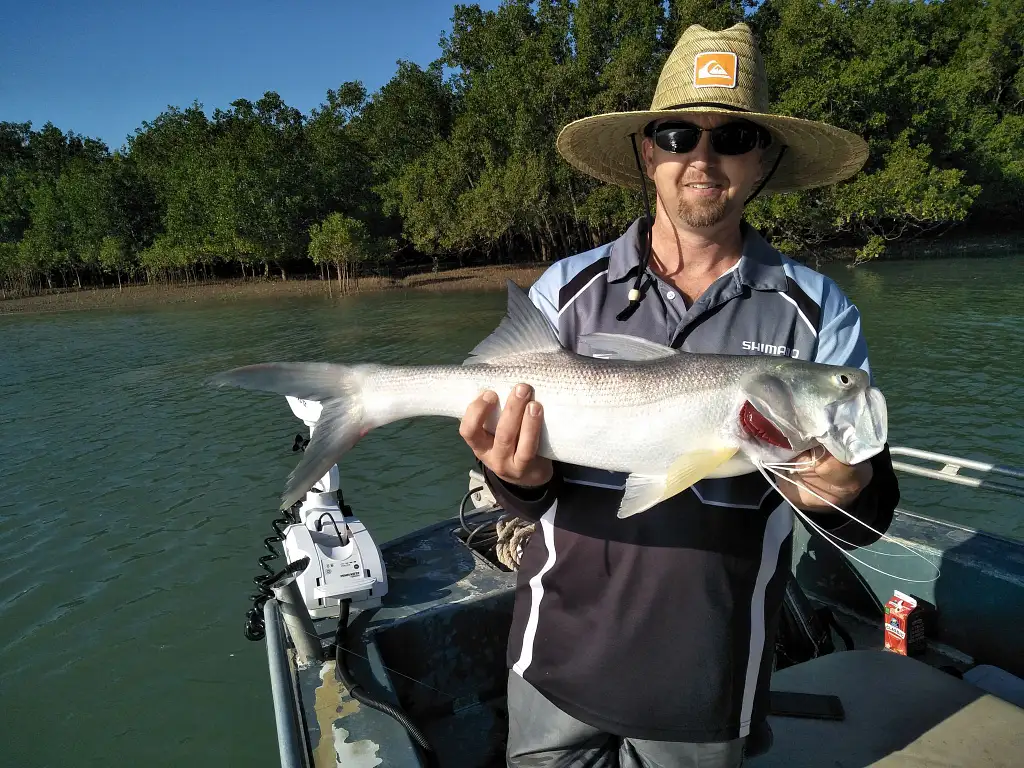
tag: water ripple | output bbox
[0,259,1021,766]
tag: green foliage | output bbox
[832,132,980,240]
[855,234,886,265]
[309,212,394,289]
[99,234,132,278]
[309,213,369,268]
[2,0,1022,295]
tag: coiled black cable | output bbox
[244,502,300,641]
[459,485,488,534]
[334,600,438,767]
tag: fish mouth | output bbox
[819,386,888,465]
[740,401,792,449]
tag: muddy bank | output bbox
[5,230,1021,316]
[0,264,548,315]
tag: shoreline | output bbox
[3,232,1021,316]
[0,264,549,316]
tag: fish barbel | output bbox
[210,280,888,518]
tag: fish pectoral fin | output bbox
[576,333,679,361]
[616,448,739,519]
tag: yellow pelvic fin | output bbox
[664,447,739,498]
[616,448,738,519]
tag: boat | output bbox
[247,397,1024,767]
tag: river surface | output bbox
[1,255,1022,766]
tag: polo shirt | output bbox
[485,217,899,742]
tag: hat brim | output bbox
[556,107,868,193]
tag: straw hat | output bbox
[556,23,868,194]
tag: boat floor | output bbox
[287,512,1017,767]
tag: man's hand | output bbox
[776,448,873,513]
[459,383,553,488]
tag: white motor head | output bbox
[286,396,323,430]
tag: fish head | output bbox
[740,363,888,466]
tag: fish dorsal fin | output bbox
[616,448,738,518]
[464,280,562,365]
[577,333,679,361]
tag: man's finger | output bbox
[514,400,544,468]
[459,391,498,454]
[492,383,531,457]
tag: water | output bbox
[1,255,1021,766]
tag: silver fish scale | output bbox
[363,351,784,410]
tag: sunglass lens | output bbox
[655,126,701,154]
[711,123,760,155]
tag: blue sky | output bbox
[1,0,502,152]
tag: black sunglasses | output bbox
[646,119,771,156]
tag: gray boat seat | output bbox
[746,650,1024,767]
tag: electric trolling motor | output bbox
[280,396,388,619]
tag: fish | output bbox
[209,280,888,518]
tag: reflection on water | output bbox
[0,254,1021,766]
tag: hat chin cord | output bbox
[615,137,788,322]
[745,144,788,205]
[616,134,655,321]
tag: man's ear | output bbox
[749,146,771,196]
[642,136,656,181]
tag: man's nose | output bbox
[687,130,717,165]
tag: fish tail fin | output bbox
[210,363,366,509]
[282,391,363,510]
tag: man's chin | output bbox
[677,200,729,229]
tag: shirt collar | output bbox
[606,217,647,282]
[736,221,789,292]
[606,218,789,292]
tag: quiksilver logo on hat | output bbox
[694,52,738,88]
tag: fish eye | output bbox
[834,373,854,388]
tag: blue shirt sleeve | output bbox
[813,280,872,382]
[528,278,560,333]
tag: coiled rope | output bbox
[494,516,535,570]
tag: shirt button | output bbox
[666,290,676,300]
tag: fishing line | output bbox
[762,446,826,471]
[757,461,940,581]
[755,461,940,583]
[761,463,910,559]
[758,462,915,555]
[792,506,940,584]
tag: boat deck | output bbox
[290,508,516,767]
[269,503,1024,767]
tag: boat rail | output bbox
[264,599,311,768]
[889,445,1024,498]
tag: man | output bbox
[459,23,899,767]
